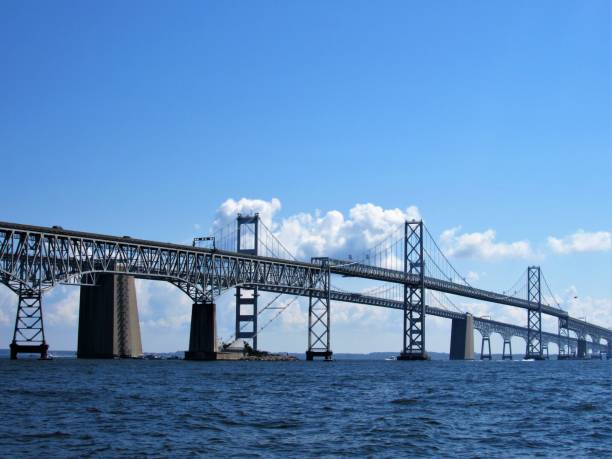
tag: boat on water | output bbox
[385,356,397,361]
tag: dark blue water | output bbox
[0,359,610,457]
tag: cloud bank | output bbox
[213,197,420,260]
[548,230,612,255]
[440,227,532,260]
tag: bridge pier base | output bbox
[577,339,587,359]
[306,351,333,361]
[397,353,430,361]
[185,302,217,361]
[480,334,492,360]
[449,314,474,360]
[502,339,512,360]
[10,343,49,360]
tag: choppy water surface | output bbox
[0,358,610,457]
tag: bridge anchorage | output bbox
[1,216,610,361]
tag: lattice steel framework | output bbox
[1,220,608,359]
[0,223,328,300]
[235,214,259,350]
[306,261,332,360]
[10,285,48,359]
[318,259,566,317]
[0,222,330,357]
[399,221,427,359]
[526,266,543,359]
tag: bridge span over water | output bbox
[0,216,609,361]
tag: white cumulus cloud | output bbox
[440,227,532,260]
[213,197,282,229]
[212,197,421,261]
[46,287,80,325]
[547,230,612,255]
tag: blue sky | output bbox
[0,1,610,354]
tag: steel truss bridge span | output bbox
[315,258,567,318]
[0,220,609,360]
[0,221,327,302]
[261,284,580,344]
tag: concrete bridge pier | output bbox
[184,302,217,360]
[449,314,474,360]
[502,338,513,360]
[480,334,492,360]
[77,274,143,358]
[577,338,587,359]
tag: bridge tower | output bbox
[306,260,332,361]
[235,214,260,350]
[398,220,428,360]
[526,266,544,360]
[10,285,48,360]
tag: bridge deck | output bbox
[1,221,609,341]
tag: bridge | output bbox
[0,215,610,361]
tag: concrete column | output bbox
[449,314,474,360]
[78,274,143,358]
[502,339,513,360]
[185,302,217,360]
[577,338,587,359]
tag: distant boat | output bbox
[385,356,397,361]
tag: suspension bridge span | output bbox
[0,216,609,361]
